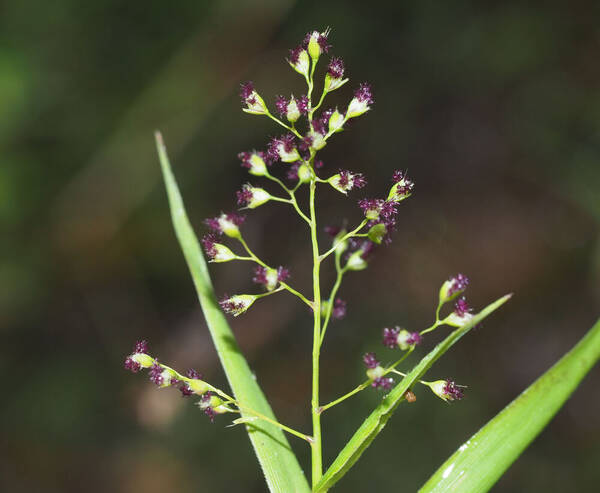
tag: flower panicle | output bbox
[123,341,228,420]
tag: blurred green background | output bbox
[1,0,599,491]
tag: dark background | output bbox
[2,1,599,491]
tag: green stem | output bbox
[319,219,368,261]
[383,347,415,375]
[318,381,371,414]
[319,254,346,346]
[311,87,328,116]
[254,286,285,299]
[268,196,294,205]
[237,406,314,444]
[309,177,323,487]
[237,237,313,308]
[158,362,311,443]
[307,60,317,110]
[265,111,304,139]
[388,369,423,381]
[420,319,443,335]
[319,348,415,413]
[264,172,311,224]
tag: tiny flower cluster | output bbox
[426,380,465,402]
[240,28,373,165]
[219,294,257,317]
[205,212,245,239]
[253,265,290,292]
[124,340,229,421]
[275,94,309,123]
[361,348,465,402]
[358,275,476,402]
[204,28,383,321]
[357,170,415,245]
[382,327,422,350]
[320,297,347,321]
[363,352,394,390]
[328,170,367,194]
[441,273,475,328]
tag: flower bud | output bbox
[297,163,312,183]
[358,198,383,220]
[202,234,236,263]
[124,352,154,373]
[399,329,422,350]
[124,340,153,373]
[307,131,326,151]
[367,223,387,244]
[387,170,415,203]
[287,163,312,183]
[363,353,394,390]
[324,57,349,92]
[321,298,346,320]
[347,83,374,119]
[366,364,385,382]
[382,327,422,350]
[219,294,256,316]
[346,249,367,270]
[205,213,245,239]
[305,29,330,60]
[286,97,301,123]
[198,392,229,421]
[253,265,289,292]
[439,273,470,304]
[328,109,345,133]
[268,134,300,163]
[332,229,348,255]
[188,378,209,395]
[130,352,154,368]
[328,170,366,194]
[149,362,176,388]
[238,151,268,176]
[236,184,272,209]
[288,46,310,77]
[178,369,206,397]
[240,81,267,115]
[427,380,465,402]
[445,297,474,327]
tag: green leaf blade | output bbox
[315,294,512,492]
[419,318,600,493]
[155,132,310,493]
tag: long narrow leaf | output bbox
[315,294,512,492]
[419,317,600,493]
[155,132,310,493]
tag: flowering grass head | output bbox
[129,27,512,491]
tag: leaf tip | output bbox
[154,130,164,147]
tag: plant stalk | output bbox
[309,177,323,487]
